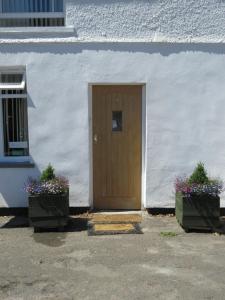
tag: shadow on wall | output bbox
[0,159,41,207]
[27,93,36,108]
[1,43,225,56]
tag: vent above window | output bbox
[0,0,64,27]
[0,72,25,90]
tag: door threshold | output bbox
[91,210,142,215]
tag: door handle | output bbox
[93,134,98,143]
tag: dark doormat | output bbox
[88,214,143,235]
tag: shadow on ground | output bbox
[0,216,88,231]
[32,231,68,247]
[177,217,225,234]
[0,216,29,228]
[0,216,89,247]
[66,217,89,232]
[31,217,89,247]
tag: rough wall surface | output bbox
[0,43,225,207]
[1,0,225,43]
[65,0,225,42]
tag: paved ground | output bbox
[0,213,225,300]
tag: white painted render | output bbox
[65,0,225,43]
[0,43,225,208]
[0,1,225,208]
[1,0,225,43]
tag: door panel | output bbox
[92,85,142,209]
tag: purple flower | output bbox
[25,176,69,195]
[175,175,223,197]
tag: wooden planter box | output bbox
[176,192,220,232]
[28,193,69,230]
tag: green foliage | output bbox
[40,164,56,181]
[188,162,209,185]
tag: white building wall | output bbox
[65,0,225,43]
[0,43,225,207]
[0,1,225,207]
[1,0,225,43]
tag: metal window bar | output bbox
[0,0,64,27]
[0,0,63,13]
[0,16,64,27]
[2,98,29,156]
[1,72,29,156]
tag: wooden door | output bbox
[92,85,142,210]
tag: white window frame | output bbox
[0,0,64,27]
[0,67,29,157]
[0,12,64,19]
[8,141,28,149]
[0,71,26,90]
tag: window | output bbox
[112,111,122,132]
[0,70,29,156]
[0,0,64,27]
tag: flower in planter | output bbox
[25,176,69,195]
[175,162,223,232]
[25,164,69,195]
[26,164,70,231]
[175,162,223,197]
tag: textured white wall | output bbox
[65,0,225,42]
[0,43,225,208]
[1,0,225,43]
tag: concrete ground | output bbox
[0,213,225,300]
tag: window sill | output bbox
[0,161,35,168]
[0,26,74,34]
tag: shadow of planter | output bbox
[28,193,69,231]
[176,192,220,232]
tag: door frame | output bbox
[88,83,147,210]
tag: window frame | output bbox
[0,68,30,158]
[0,0,65,28]
[0,71,26,90]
